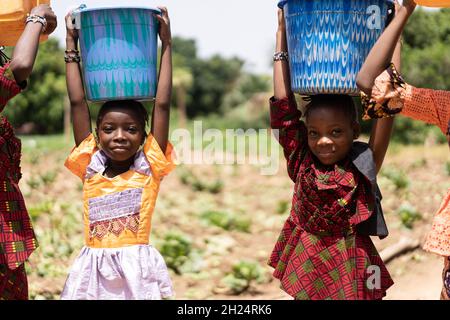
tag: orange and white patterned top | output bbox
[65,133,175,249]
[360,63,449,136]
[424,190,450,257]
[361,64,450,257]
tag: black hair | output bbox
[304,94,359,125]
[96,100,149,133]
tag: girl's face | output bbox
[306,106,359,166]
[96,108,145,163]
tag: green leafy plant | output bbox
[221,260,266,294]
[445,161,450,176]
[158,232,193,275]
[276,200,289,215]
[178,167,224,194]
[201,210,250,232]
[26,176,42,190]
[40,170,58,186]
[28,201,53,221]
[381,167,410,190]
[396,203,422,229]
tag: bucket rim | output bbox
[78,6,162,15]
[277,0,395,9]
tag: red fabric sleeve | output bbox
[270,96,308,181]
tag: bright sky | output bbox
[51,0,278,75]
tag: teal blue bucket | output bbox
[73,6,161,102]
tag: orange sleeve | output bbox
[403,87,450,135]
[143,133,176,179]
[64,133,98,181]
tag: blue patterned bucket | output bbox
[278,0,394,96]
[73,6,160,102]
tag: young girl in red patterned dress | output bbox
[0,4,57,300]
[267,8,396,300]
[357,0,450,300]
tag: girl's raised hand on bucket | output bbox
[65,11,79,42]
[31,4,57,35]
[154,7,171,45]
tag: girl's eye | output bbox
[128,127,138,133]
[332,129,342,136]
[103,127,113,133]
[308,131,318,138]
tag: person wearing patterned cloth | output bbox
[357,0,450,300]
[0,4,57,300]
[267,8,397,300]
[61,7,175,299]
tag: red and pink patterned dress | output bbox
[0,62,38,300]
[268,97,393,300]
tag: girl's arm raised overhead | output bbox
[10,4,57,84]
[368,37,402,174]
[65,12,91,146]
[151,7,172,154]
[356,0,416,95]
[274,9,294,101]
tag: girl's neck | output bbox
[103,157,134,178]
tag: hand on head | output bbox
[31,4,57,35]
[154,7,171,45]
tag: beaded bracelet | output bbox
[64,50,81,63]
[273,51,289,62]
[26,14,48,34]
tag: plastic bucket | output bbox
[414,0,450,7]
[278,0,394,96]
[73,6,160,102]
[0,0,50,47]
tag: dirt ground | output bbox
[21,137,449,300]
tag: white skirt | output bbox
[61,245,173,300]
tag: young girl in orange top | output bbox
[61,7,175,300]
[357,0,450,300]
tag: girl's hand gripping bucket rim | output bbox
[70,4,162,30]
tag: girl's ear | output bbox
[94,128,100,145]
[141,131,147,145]
[353,122,361,139]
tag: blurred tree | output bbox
[173,37,270,117]
[3,38,66,134]
[173,66,193,128]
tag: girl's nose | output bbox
[113,129,126,141]
[317,136,333,146]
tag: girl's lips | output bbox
[318,151,334,157]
